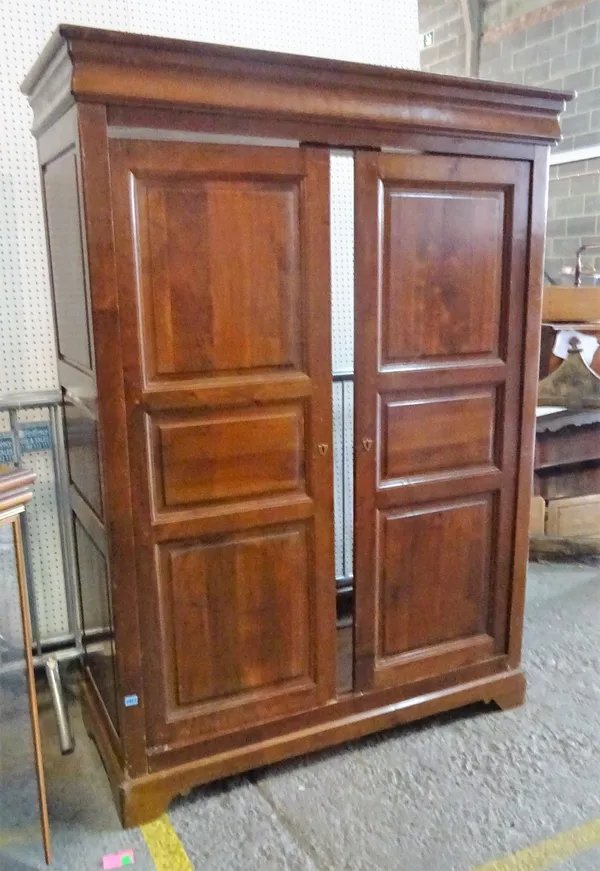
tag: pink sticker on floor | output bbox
[102,850,135,869]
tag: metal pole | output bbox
[344,377,354,583]
[9,409,42,656]
[45,656,74,755]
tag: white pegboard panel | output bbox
[331,152,355,376]
[331,150,355,583]
[125,0,420,67]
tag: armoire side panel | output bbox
[43,148,93,372]
[354,152,531,692]
[73,518,119,729]
[64,402,103,518]
[109,140,337,747]
[38,109,120,742]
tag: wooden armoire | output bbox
[23,26,570,827]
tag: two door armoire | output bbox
[23,26,570,826]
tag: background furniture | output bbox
[533,286,600,552]
[0,469,50,864]
[22,25,569,827]
[531,407,600,554]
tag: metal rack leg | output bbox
[45,656,74,755]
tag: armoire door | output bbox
[108,140,336,747]
[354,151,531,693]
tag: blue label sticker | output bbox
[0,434,13,464]
[124,694,139,708]
[0,423,52,464]
[19,424,52,453]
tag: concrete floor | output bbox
[2,562,600,870]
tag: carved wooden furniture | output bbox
[540,285,600,378]
[533,343,600,551]
[530,408,600,556]
[538,341,600,408]
[535,298,600,549]
[0,470,50,863]
[535,408,600,502]
[22,25,570,827]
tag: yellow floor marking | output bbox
[141,812,600,871]
[475,817,600,871]
[0,824,40,848]
[141,814,194,871]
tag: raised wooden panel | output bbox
[381,189,503,364]
[381,389,496,482]
[64,402,102,518]
[379,498,491,659]
[163,524,311,708]
[154,405,304,509]
[43,150,92,372]
[73,518,118,734]
[135,177,301,380]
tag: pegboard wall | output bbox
[331,152,355,581]
[1,0,420,635]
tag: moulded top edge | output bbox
[21,23,574,112]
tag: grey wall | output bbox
[479,1,600,153]
[419,0,467,75]
[418,0,600,279]
[420,0,600,128]
[483,0,559,31]
[546,158,600,282]
[478,0,600,279]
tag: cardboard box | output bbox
[546,493,600,539]
[543,286,600,323]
